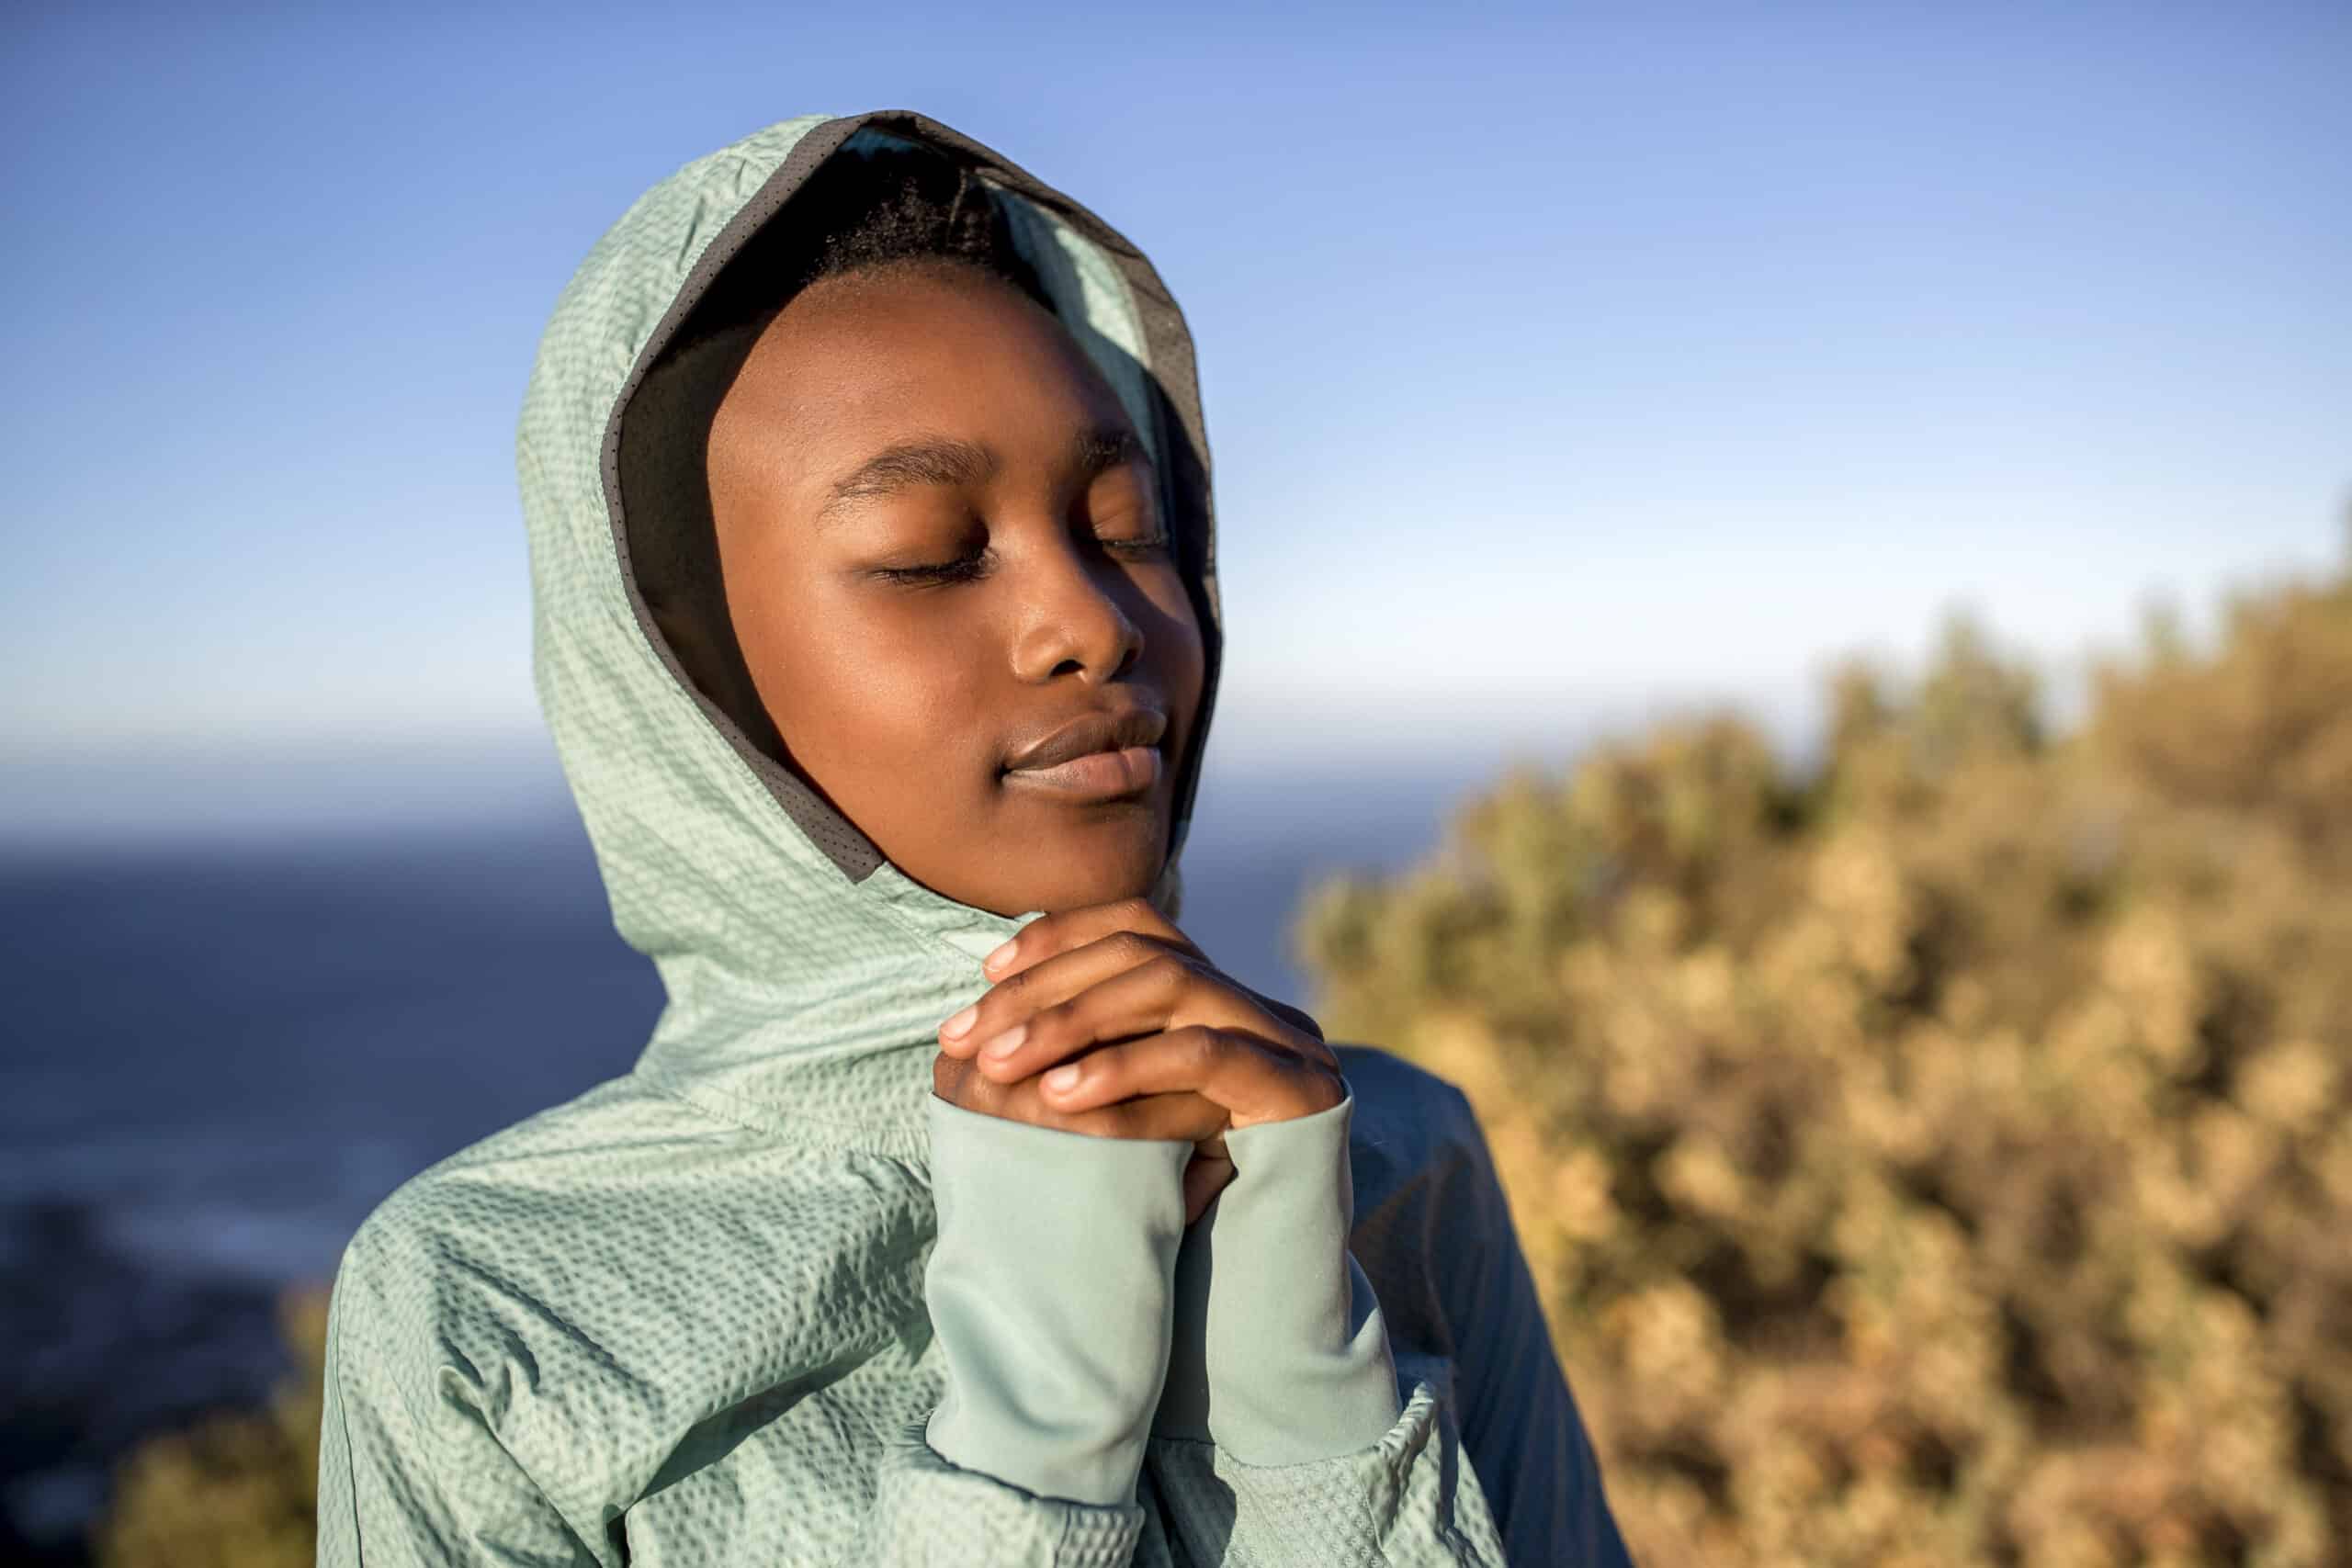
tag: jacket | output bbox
[313,107,1634,1567]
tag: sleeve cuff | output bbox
[922,1092,1193,1507]
[1149,1087,1404,1464]
[866,1413,1148,1566]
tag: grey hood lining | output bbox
[596,109,1222,890]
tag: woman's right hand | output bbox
[932,1051,1235,1224]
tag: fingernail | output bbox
[978,1023,1027,1061]
[1043,1064,1080,1093]
[940,1004,978,1039]
[981,940,1016,972]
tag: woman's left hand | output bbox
[934,896,1345,1200]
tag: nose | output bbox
[1007,533,1146,686]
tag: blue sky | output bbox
[6,1,2347,830]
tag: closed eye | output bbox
[872,529,1170,588]
[872,546,989,587]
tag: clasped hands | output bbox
[932,896,1344,1225]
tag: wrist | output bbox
[922,1093,1192,1506]
[1151,1089,1404,1463]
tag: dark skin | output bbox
[707,260,1341,1222]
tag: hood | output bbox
[514,110,1222,1156]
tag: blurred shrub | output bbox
[91,1286,325,1568]
[1299,552,2352,1567]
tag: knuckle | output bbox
[1026,995,1077,1044]
[1264,996,1327,1043]
[1104,929,1160,968]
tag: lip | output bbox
[1002,744,1164,801]
[1001,704,1169,796]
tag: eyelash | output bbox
[876,532,1173,587]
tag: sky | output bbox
[5,1,2347,834]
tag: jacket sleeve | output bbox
[1140,1087,1634,1566]
[847,1090,1197,1565]
[315,1240,610,1568]
[1441,1086,1635,1567]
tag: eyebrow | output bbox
[815,426,1153,525]
[818,436,993,524]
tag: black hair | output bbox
[616,141,1062,774]
[678,141,1056,358]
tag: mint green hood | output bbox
[516,110,1221,1153]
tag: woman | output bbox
[315,109,1633,1566]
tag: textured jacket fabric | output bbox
[314,108,1634,1566]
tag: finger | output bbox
[940,926,1190,1060]
[970,948,1340,1085]
[971,948,1221,1084]
[937,1051,1228,1144]
[1068,1086,1230,1145]
[1019,1083,1227,1145]
[977,897,1204,983]
[1036,1027,1344,1128]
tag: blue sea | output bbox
[0,763,1483,1558]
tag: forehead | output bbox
[788,130,1165,459]
[721,269,1138,479]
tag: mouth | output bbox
[1001,704,1169,802]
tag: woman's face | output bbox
[706,262,1206,918]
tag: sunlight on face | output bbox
[707,263,1205,917]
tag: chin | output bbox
[1008,821,1168,915]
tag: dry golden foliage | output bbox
[1299,556,2352,1567]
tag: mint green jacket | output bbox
[314,109,1632,1567]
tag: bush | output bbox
[1296,549,2352,1566]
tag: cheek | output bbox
[1148,575,1208,722]
[785,598,997,774]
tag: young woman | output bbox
[314,109,1633,1566]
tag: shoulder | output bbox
[326,1074,707,1381]
[334,1071,712,1293]
[326,1072,930,1463]
[1331,1041,1487,1192]
[1331,1040,1477,1123]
